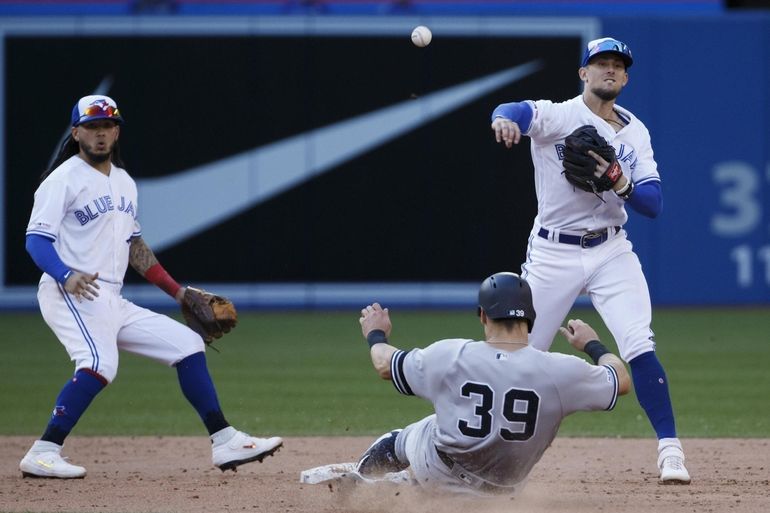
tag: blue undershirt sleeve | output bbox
[25,233,72,284]
[491,101,534,133]
[626,180,662,218]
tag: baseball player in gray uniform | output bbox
[20,95,282,479]
[489,37,690,484]
[355,272,630,496]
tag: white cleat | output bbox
[657,440,691,485]
[211,427,283,472]
[20,440,86,479]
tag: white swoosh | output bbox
[138,61,542,250]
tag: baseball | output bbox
[411,26,432,48]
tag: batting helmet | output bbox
[478,272,536,332]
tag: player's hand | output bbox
[586,150,628,192]
[64,271,101,302]
[359,302,392,338]
[586,149,612,177]
[491,117,521,148]
[559,319,599,352]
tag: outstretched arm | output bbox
[129,236,185,303]
[359,303,398,380]
[559,319,631,395]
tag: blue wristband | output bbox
[366,329,388,348]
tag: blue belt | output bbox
[538,226,620,248]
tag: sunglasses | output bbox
[80,103,121,121]
[584,39,633,66]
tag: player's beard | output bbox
[591,86,620,102]
[80,141,114,164]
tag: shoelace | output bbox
[663,456,684,470]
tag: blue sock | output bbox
[629,351,677,439]
[41,369,106,445]
[176,352,229,435]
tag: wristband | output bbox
[615,180,634,201]
[144,263,182,298]
[366,329,388,348]
[583,340,610,365]
[60,269,73,285]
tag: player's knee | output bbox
[78,365,115,384]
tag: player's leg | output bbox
[521,231,584,351]
[21,280,119,479]
[395,414,485,495]
[116,301,282,471]
[356,429,408,476]
[586,237,690,484]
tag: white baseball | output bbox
[411,26,432,48]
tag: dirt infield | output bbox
[1,436,767,513]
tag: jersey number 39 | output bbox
[458,382,540,441]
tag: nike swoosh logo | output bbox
[138,61,542,250]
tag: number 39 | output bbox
[457,382,540,441]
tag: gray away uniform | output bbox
[390,339,619,496]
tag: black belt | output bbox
[435,446,517,495]
[538,226,620,248]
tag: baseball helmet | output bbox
[71,95,124,127]
[581,37,633,68]
[477,272,536,332]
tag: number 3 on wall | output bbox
[457,382,540,441]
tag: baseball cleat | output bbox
[20,440,86,479]
[657,442,691,485]
[211,427,283,472]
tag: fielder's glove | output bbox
[562,125,622,194]
[181,287,238,345]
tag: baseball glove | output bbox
[562,125,622,194]
[181,287,238,345]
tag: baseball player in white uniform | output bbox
[20,95,282,479]
[489,37,690,483]
[354,272,631,496]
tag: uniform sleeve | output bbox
[130,175,142,238]
[550,353,619,414]
[523,99,574,143]
[390,339,465,400]
[26,178,71,241]
[627,124,660,186]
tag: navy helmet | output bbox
[478,272,536,332]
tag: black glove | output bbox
[562,125,622,194]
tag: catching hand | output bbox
[180,287,238,345]
[562,125,623,194]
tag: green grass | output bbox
[1,308,768,438]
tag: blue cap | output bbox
[581,37,633,68]
[71,95,124,127]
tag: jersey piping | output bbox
[390,349,413,395]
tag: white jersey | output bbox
[390,341,618,488]
[26,155,141,286]
[523,95,660,232]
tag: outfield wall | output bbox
[1,13,768,308]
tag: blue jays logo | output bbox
[89,99,110,111]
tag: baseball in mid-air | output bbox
[411,26,432,47]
